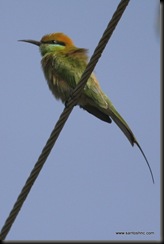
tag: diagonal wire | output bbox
[0,0,130,240]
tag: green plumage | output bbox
[41,45,137,145]
[19,32,154,183]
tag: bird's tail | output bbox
[109,104,137,146]
[108,104,154,183]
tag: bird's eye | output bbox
[43,40,57,44]
[54,41,66,46]
[49,40,66,46]
[51,40,57,44]
[41,40,66,46]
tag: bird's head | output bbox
[19,32,75,56]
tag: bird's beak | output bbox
[18,39,41,46]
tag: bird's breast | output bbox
[41,55,73,103]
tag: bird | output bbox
[19,32,154,183]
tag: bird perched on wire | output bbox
[19,32,154,183]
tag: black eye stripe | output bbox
[41,40,66,46]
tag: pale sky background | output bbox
[0,0,160,241]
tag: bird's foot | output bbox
[65,95,77,107]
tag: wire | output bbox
[0,0,130,240]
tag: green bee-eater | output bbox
[20,32,154,183]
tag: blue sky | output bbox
[0,0,160,241]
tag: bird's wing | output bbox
[52,53,108,110]
[84,74,109,110]
[80,104,112,123]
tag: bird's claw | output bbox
[65,94,77,108]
